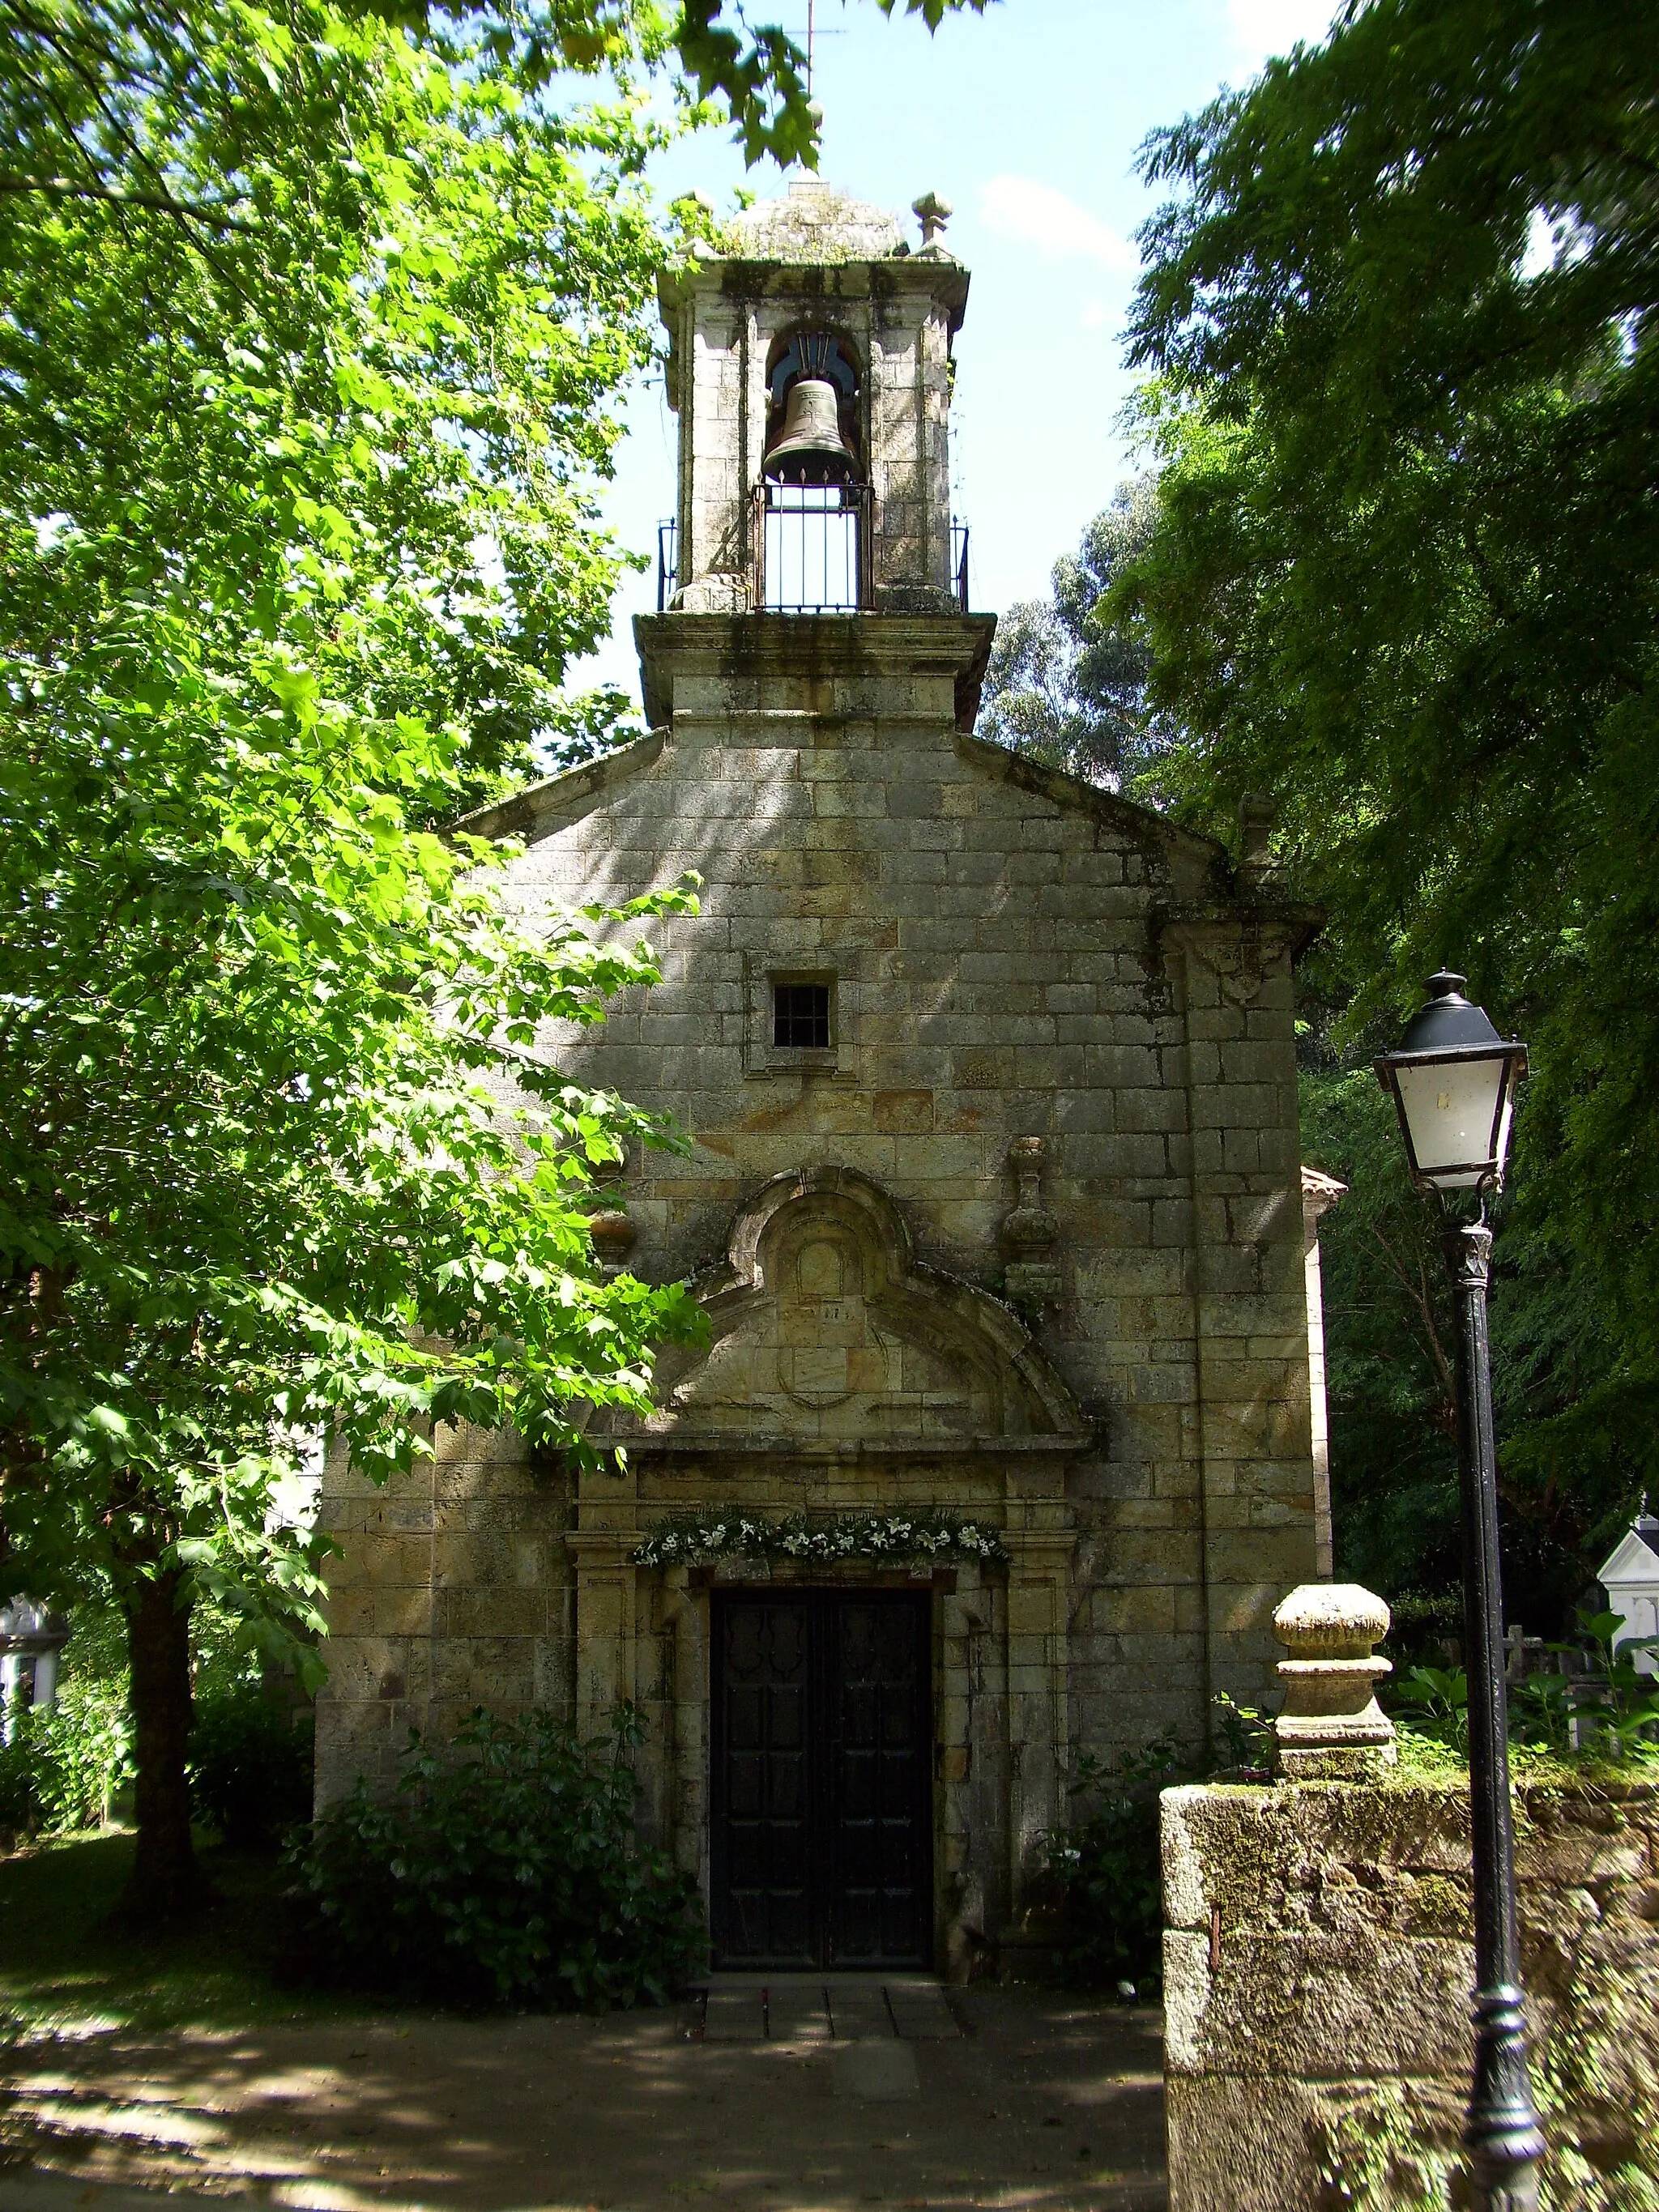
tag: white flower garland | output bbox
[633,1508,1007,1570]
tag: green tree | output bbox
[1116,0,1659,1606]
[979,477,1177,790]
[0,0,995,1918]
[0,0,710,1918]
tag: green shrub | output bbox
[1047,1729,1188,1994]
[1210,1688,1273,1773]
[189,1681,314,1848]
[1565,1609,1659,1762]
[288,1703,703,2010]
[0,1722,42,1833]
[1388,1607,1659,1768]
[1389,1662,1471,1757]
[26,1674,135,1830]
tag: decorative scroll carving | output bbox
[616,1166,1089,1454]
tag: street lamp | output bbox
[1375,971,1544,2212]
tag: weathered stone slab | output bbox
[826,1986,895,2041]
[765,1983,830,2042]
[702,1989,765,2042]
[1163,1779,1659,2210]
[883,1979,962,2039]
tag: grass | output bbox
[0,1830,396,2036]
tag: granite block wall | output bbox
[313,613,1318,1805]
[1162,1779,1659,2210]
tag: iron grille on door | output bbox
[710,1591,932,1970]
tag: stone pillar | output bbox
[940,1560,999,1982]
[1272,1582,1396,1778]
[1003,1475,1073,1947]
[569,1462,642,1741]
[658,1566,707,1885]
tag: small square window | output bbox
[773,981,831,1050]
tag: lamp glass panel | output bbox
[1394,1056,1507,1186]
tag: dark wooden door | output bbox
[710,1591,932,1970]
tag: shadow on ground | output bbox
[0,1835,1165,2210]
[0,1990,1165,2211]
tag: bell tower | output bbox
[650,180,974,633]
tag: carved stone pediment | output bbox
[620,1167,1089,1456]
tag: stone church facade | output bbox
[315,181,1329,1979]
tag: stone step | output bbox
[882,1977,961,2039]
[693,1977,962,2042]
[702,1987,766,2041]
[822,1983,891,2040]
[763,1983,832,2042]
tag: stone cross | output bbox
[911,192,953,252]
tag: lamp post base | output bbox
[1468,2167,1541,2212]
[1465,1983,1545,2212]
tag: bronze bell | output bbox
[764,377,855,484]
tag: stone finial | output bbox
[1000,1136,1060,1309]
[1272,1583,1397,1778]
[1300,1164,1346,1232]
[912,192,953,254]
[1238,792,1279,893]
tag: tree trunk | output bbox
[121,1566,199,1920]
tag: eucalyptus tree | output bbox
[979,477,1176,792]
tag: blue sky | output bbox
[570,0,1338,701]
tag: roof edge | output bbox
[448,729,667,846]
[954,729,1230,872]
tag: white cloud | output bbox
[979,175,1137,273]
[1227,0,1339,65]
[1081,300,1114,331]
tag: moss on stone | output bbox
[1169,1779,1659,2210]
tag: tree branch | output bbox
[1367,1217,1457,1413]
[0,173,254,232]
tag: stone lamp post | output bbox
[1375,971,1544,2212]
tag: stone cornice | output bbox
[658,255,970,330]
[1154,896,1324,968]
[607,1433,1093,1461]
[633,609,996,733]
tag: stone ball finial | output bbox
[1273,1582,1397,1779]
[1273,1582,1391,1658]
